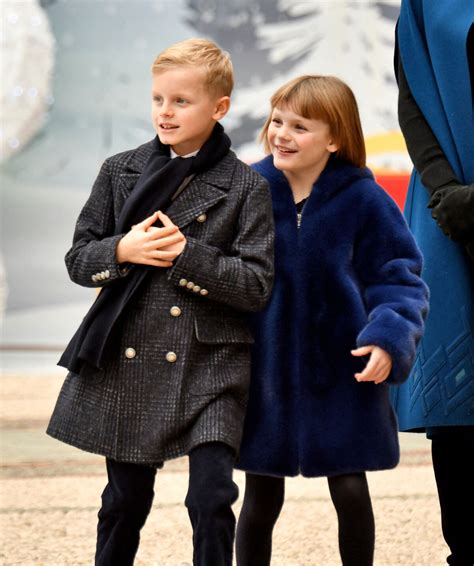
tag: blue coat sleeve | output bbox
[354,182,429,384]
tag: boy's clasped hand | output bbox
[116,210,186,267]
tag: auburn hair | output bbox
[260,75,366,167]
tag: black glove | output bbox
[428,183,474,242]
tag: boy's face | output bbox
[152,66,230,156]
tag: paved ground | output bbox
[1,373,449,565]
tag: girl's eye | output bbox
[295,124,307,131]
[153,96,162,104]
[271,118,282,125]
[176,98,187,104]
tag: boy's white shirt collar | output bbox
[170,148,200,159]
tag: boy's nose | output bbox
[160,104,173,117]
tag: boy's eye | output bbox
[153,96,163,104]
[176,98,187,104]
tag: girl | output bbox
[235,75,429,565]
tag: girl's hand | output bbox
[351,345,392,384]
[116,210,184,267]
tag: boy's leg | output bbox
[95,458,158,566]
[327,472,375,566]
[235,472,285,566]
[185,442,239,566]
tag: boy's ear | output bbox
[212,96,231,120]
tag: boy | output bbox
[47,38,274,566]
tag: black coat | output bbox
[47,141,274,464]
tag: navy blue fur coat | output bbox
[237,155,429,478]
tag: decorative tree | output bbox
[187,0,401,164]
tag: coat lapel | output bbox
[167,153,236,229]
[166,178,227,229]
[118,144,236,230]
[118,140,155,198]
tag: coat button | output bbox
[170,306,182,317]
[166,351,177,363]
[179,278,188,287]
[125,347,136,359]
[200,289,208,296]
[186,281,195,289]
[192,285,201,293]
[105,269,110,278]
[196,213,207,223]
[92,274,98,282]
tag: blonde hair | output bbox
[261,75,366,168]
[152,38,234,97]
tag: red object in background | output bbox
[376,174,410,211]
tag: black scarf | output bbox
[59,123,231,373]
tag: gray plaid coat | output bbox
[47,140,274,465]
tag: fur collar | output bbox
[253,154,374,203]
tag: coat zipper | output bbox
[296,194,314,473]
[296,198,308,229]
[296,203,303,473]
[297,204,307,229]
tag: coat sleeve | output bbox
[397,53,460,195]
[167,175,275,312]
[354,183,429,384]
[64,159,131,288]
[398,51,474,257]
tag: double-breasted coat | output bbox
[236,156,429,478]
[47,141,274,465]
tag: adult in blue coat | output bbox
[392,2,474,564]
[235,75,428,566]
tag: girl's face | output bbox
[267,106,339,175]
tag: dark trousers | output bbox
[95,442,238,566]
[431,427,474,566]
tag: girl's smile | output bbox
[274,144,297,155]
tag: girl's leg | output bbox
[327,472,375,566]
[236,472,285,566]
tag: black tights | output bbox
[236,472,375,566]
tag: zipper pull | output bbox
[297,212,302,229]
